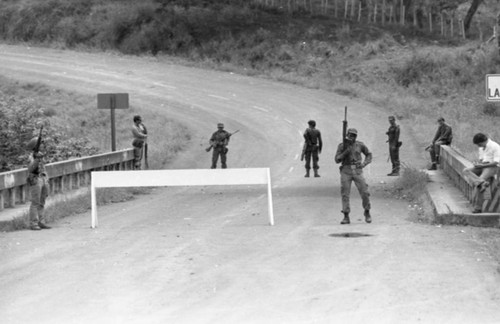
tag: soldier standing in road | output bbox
[26,136,51,230]
[463,133,500,213]
[427,117,452,170]
[131,115,147,170]
[303,120,323,177]
[209,123,230,169]
[386,116,401,176]
[335,128,372,225]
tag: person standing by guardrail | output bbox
[427,117,453,170]
[26,133,51,230]
[463,133,500,213]
[131,115,147,170]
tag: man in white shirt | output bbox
[463,133,500,213]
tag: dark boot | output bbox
[305,170,310,178]
[38,222,51,229]
[314,170,320,177]
[340,212,350,225]
[364,210,372,223]
[428,163,437,171]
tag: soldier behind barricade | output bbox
[302,120,323,178]
[131,115,147,170]
[334,128,372,225]
[26,134,51,230]
[386,116,401,176]
[427,117,452,170]
[209,123,230,169]
[463,133,500,213]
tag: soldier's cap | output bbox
[217,123,224,128]
[133,115,142,122]
[347,128,358,135]
[437,117,445,122]
[388,116,395,120]
[26,137,39,151]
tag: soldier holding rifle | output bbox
[207,123,238,169]
[26,127,51,230]
[335,107,372,225]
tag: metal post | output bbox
[110,95,116,152]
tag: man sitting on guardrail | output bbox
[463,133,500,213]
[427,117,453,170]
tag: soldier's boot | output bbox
[305,170,310,178]
[314,169,320,177]
[340,212,350,225]
[364,210,372,223]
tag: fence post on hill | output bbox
[382,0,386,25]
[497,13,500,56]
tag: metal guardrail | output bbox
[440,145,500,212]
[0,149,135,211]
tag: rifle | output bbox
[206,130,239,152]
[141,123,149,169]
[300,142,306,161]
[342,106,348,149]
[33,126,44,158]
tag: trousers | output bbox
[340,166,371,214]
[389,144,400,173]
[29,176,49,226]
[211,147,227,169]
[304,146,319,170]
[463,166,498,210]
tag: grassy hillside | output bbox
[1,0,500,160]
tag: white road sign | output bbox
[486,74,500,101]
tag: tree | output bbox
[463,0,484,33]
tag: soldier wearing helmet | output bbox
[26,134,51,230]
[335,128,372,225]
[209,123,230,169]
[303,120,323,177]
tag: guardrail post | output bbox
[0,190,4,211]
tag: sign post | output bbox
[97,93,129,151]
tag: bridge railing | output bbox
[0,149,135,211]
[440,145,500,212]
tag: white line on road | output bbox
[284,118,293,125]
[208,94,230,100]
[289,167,294,173]
[152,82,177,89]
[252,106,269,112]
[294,154,299,160]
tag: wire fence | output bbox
[252,0,496,41]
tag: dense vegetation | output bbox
[1,0,500,161]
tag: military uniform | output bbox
[386,116,401,176]
[303,120,323,177]
[26,137,50,230]
[131,115,147,170]
[210,123,230,169]
[334,128,372,224]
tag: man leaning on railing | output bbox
[462,133,500,213]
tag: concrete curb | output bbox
[0,188,89,232]
[426,169,500,228]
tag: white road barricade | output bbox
[91,168,274,228]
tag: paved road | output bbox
[0,45,499,324]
